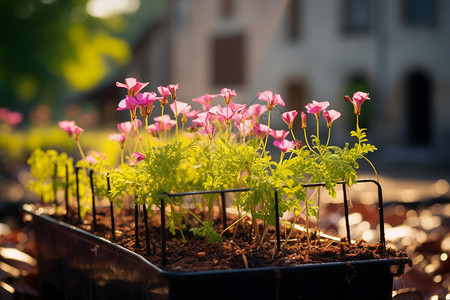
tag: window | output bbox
[342,0,371,33]
[212,34,245,85]
[402,0,436,26]
[405,71,432,145]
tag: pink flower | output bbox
[199,125,216,140]
[170,101,192,118]
[0,108,8,120]
[257,90,285,111]
[85,154,98,165]
[117,119,142,134]
[305,100,330,120]
[233,110,250,127]
[253,123,271,139]
[58,120,84,141]
[273,139,295,153]
[269,130,290,142]
[154,114,176,132]
[148,123,160,136]
[322,110,341,128]
[238,119,252,138]
[192,112,213,127]
[228,101,246,114]
[281,110,298,130]
[209,103,244,125]
[0,109,23,126]
[168,84,179,100]
[301,112,307,129]
[220,88,237,105]
[108,133,126,149]
[130,152,146,167]
[157,86,170,106]
[117,97,138,119]
[85,151,107,165]
[59,120,76,136]
[116,78,149,97]
[185,110,201,119]
[247,104,267,121]
[193,93,218,111]
[72,126,84,141]
[345,91,370,116]
[128,92,161,118]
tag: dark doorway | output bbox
[405,71,432,145]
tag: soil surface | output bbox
[50,205,410,273]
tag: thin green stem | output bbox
[290,129,296,141]
[221,212,249,236]
[303,128,317,155]
[134,128,145,153]
[76,140,86,161]
[356,114,361,146]
[316,119,321,154]
[145,116,150,147]
[279,151,285,164]
[263,110,272,154]
[325,127,331,148]
[227,123,232,145]
[160,106,165,142]
[175,115,179,138]
[180,205,204,224]
[120,149,124,166]
[363,156,380,182]
[170,203,186,243]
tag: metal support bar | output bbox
[357,179,386,246]
[220,192,227,230]
[106,175,115,241]
[75,167,81,224]
[274,190,281,252]
[160,197,166,267]
[341,182,351,243]
[143,204,150,256]
[64,164,69,218]
[53,163,58,207]
[157,179,386,267]
[134,204,139,248]
[302,179,386,246]
[89,170,96,232]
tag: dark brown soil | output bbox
[50,205,410,273]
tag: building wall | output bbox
[163,0,450,164]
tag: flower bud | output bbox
[301,112,307,129]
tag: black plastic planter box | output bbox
[24,206,410,300]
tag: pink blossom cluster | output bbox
[58,76,369,165]
[0,108,23,127]
[58,120,84,141]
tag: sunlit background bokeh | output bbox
[1,0,450,299]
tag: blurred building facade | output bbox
[120,0,450,166]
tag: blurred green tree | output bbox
[0,0,160,115]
